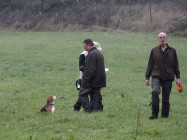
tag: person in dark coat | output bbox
[73,41,104,111]
[79,39,106,112]
[73,49,88,111]
[145,32,181,119]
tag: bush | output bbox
[169,16,187,37]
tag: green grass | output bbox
[0,31,187,140]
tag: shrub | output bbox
[169,16,187,37]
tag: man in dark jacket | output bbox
[79,39,106,112]
[145,32,181,119]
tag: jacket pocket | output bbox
[167,69,174,74]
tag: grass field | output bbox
[0,31,187,140]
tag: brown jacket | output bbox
[145,44,180,80]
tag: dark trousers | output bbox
[151,78,172,117]
[79,87,103,112]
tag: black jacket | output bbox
[82,47,106,88]
[145,44,180,81]
[79,51,88,71]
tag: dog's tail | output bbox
[40,106,47,112]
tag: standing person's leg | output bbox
[150,78,161,119]
[161,80,172,118]
[79,88,92,112]
[73,98,82,111]
[99,93,103,110]
[73,79,82,111]
[90,88,103,111]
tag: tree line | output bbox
[0,0,186,36]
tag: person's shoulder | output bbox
[80,51,88,56]
[168,45,175,50]
[166,44,176,52]
[88,48,101,58]
[92,48,103,56]
[89,47,97,54]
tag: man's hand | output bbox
[176,79,183,92]
[176,78,181,85]
[76,79,81,90]
[145,79,150,86]
[80,65,84,71]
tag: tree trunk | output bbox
[149,0,152,23]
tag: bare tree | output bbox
[149,0,152,23]
[40,0,45,13]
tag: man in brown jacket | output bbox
[79,39,106,112]
[145,32,181,119]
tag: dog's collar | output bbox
[49,104,54,105]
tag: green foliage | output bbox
[0,31,187,140]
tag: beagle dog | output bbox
[40,96,57,113]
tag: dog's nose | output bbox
[53,96,57,100]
